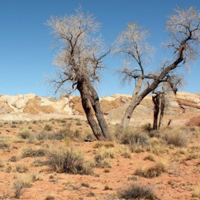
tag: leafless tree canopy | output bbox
[47,8,108,93]
[165,6,200,63]
[114,6,200,130]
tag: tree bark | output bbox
[152,94,160,130]
[121,76,143,131]
[77,80,105,141]
[87,80,110,140]
[158,92,165,128]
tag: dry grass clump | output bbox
[120,128,150,152]
[20,147,46,158]
[135,161,167,178]
[12,174,33,199]
[149,137,168,155]
[162,129,188,147]
[18,130,31,139]
[0,160,4,168]
[118,183,156,199]
[117,145,132,158]
[47,146,93,174]
[93,141,115,149]
[94,147,116,168]
[16,164,29,173]
[192,185,200,198]
[143,154,155,162]
[0,137,10,149]
[36,125,81,141]
[44,124,52,131]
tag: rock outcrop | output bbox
[0,92,199,126]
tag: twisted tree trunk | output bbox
[87,80,110,140]
[77,80,105,141]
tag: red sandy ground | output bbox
[0,117,199,200]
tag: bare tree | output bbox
[152,75,183,130]
[47,8,110,140]
[114,7,200,131]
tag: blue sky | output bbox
[0,0,200,97]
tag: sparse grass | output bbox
[135,161,167,178]
[15,164,29,173]
[141,123,152,132]
[0,137,10,149]
[94,147,115,168]
[143,154,155,162]
[0,160,4,168]
[120,128,150,152]
[93,141,115,149]
[162,129,188,147]
[36,132,50,140]
[44,124,52,131]
[82,130,96,142]
[12,175,33,198]
[18,130,31,139]
[20,147,46,158]
[9,156,18,162]
[192,185,200,198]
[76,119,82,126]
[47,146,93,174]
[45,194,55,200]
[119,145,132,158]
[119,184,155,199]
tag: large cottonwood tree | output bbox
[114,7,200,131]
[47,8,110,140]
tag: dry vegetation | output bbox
[0,118,199,199]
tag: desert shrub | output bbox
[149,130,161,138]
[9,156,18,162]
[192,185,200,198]
[163,129,187,147]
[31,159,48,167]
[135,162,166,178]
[141,123,152,132]
[36,132,50,140]
[120,128,150,151]
[18,130,31,139]
[76,119,82,126]
[44,124,52,131]
[110,124,122,141]
[94,147,115,168]
[59,127,81,141]
[82,130,96,142]
[47,146,93,174]
[119,184,155,199]
[0,138,10,149]
[143,154,155,162]
[94,141,115,149]
[12,175,33,199]
[20,147,46,158]
[45,194,55,200]
[16,164,29,173]
[0,160,4,168]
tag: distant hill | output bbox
[0,92,199,127]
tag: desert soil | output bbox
[0,113,199,200]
